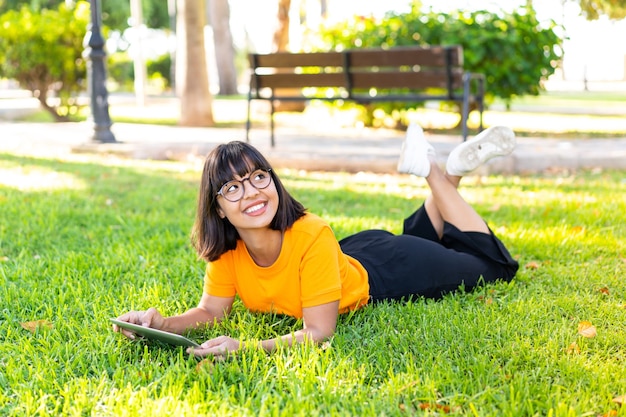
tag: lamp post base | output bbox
[92,123,117,143]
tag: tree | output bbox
[270,0,305,112]
[273,0,291,52]
[0,0,169,30]
[176,0,214,126]
[573,0,626,20]
[208,0,238,95]
[0,2,90,121]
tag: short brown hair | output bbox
[191,141,306,262]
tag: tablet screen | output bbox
[110,318,201,348]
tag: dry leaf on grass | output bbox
[419,403,452,414]
[475,295,494,305]
[195,358,215,373]
[599,287,610,295]
[20,320,53,332]
[570,225,584,234]
[613,395,626,405]
[418,403,461,415]
[565,342,580,355]
[577,321,597,338]
[525,261,540,270]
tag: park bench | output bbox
[246,45,485,147]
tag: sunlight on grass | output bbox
[0,164,86,191]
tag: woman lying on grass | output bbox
[113,124,519,358]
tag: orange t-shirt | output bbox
[203,213,370,318]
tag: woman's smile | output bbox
[244,201,267,215]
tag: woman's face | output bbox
[215,169,279,232]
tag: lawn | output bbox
[0,152,625,416]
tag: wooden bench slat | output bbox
[252,72,465,95]
[350,71,463,90]
[251,52,344,68]
[251,47,463,70]
[347,46,462,68]
[253,73,346,89]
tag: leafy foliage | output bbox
[108,52,172,92]
[315,6,563,126]
[573,0,626,20]
[147,53,173,88]
[0,0,169,30]
[0,2,90,121]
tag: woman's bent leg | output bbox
[426,162,491,235]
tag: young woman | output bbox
[113,125,519,358]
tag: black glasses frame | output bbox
[216,168,273,202]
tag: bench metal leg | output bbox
[478,77,485,132]
[246,95,252,143]
[461,73,471,142]
[270,99,275,147]
[461,105,469,142]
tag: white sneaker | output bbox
[446,126,516,176]
[397,124,436,177]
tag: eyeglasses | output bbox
[216,169,273,202]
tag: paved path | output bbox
[2,120,625,174]
[1,92,625,174]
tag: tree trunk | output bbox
[273,0,291,52]
[208,0,238,95]
[271,0,304,112]
[29,78,69,122]
[36,93,69,122]
[177,0,214,127]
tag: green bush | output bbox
[147,53,172,88]
[0,1,90,121]
[107,53,135,91]
[107,53,172,92]
[315,6,563,126]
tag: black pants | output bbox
[339,205,519,301]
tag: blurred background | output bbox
[0,0,624,134]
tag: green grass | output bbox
[0,153,625,416]
[501,90,626,107]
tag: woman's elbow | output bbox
[306,322,336,343]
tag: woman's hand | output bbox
[188,335,241,359]
[112,307,165,340]
[112,294,235,342]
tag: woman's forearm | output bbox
[257,327,333,353]
[162,307,218,334]
[163,294,235,334]
[254,301,339,352]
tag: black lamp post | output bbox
[83,0,116,143]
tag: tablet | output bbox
[110,318,201,348]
